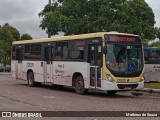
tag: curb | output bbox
[0,72,11,75]
[135,88,160,93]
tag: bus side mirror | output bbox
[103,46,107,54]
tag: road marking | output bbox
[28,93,55,99]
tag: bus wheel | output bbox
[75,76,88,95]
[107,91,117,95]
[27,72,36,87]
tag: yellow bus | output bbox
[11,32,144,95]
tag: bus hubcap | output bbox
[77,80,83,90]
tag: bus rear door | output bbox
[15,48,23,79]
[44,47,54,83]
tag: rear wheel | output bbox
[27,72,40,87]
[75,76,88,95]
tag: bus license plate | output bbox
[124,87,132,90]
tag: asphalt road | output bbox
[0,73,160,120]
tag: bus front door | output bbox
[45,47,54,83]
[89,44,102,89]
[16,48,23,79]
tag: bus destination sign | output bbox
[110,36,135,42]
[105,35,141,43]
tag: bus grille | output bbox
[117,84,138,89]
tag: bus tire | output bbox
[27,72,36,87]
[75,76,88,95]
[107,91,117,95]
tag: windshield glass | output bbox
[105,35,143,75]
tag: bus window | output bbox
[89,44,102,66]
[30,44,41,59]
[24,45,30,59]
[144,48,160,64]
[12,46,16,60]
[69,41,84,60]
[55,42,68,60]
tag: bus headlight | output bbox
[106,74,115,82]
[139,76,145,82]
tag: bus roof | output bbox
[12,32,140,45]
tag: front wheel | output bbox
[75,76,88,95]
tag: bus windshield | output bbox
[105,35,143,77]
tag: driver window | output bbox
[106,44,116,64]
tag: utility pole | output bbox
[49,0,51,5]
[48,0,52,38]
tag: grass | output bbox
[144,83,160,89]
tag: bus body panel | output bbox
[21,61,44,82]
[52,61,89,87]
[13,60,91,88]
[144,64,160,82]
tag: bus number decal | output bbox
[58,64,64,68]
[27,63,34,67]
[55,64,65,74]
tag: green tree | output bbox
[142,39,149,46]
[150,42,160,47]
[0,23,20,66]
[39,0,156,39]
[0,23,20,41]
[155,27,160,39]
[21,34,32,40]
[39,2,60,36]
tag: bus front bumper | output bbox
[102,80,144,91]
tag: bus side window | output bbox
[24,45,30,59]
[55,42,68,60]
[30,44,41,59]
[63,46,68,59]
[12,46,16,60]
[68,41,84,60]
[144,51,149,64]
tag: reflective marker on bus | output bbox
[11,32,145,95]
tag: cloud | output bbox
[11,17,47,39]
[0,0,160,39]
[145,0,160,27]
[0,0,48,39]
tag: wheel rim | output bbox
[77,79,84,92]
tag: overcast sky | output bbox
[0,0,160,39]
